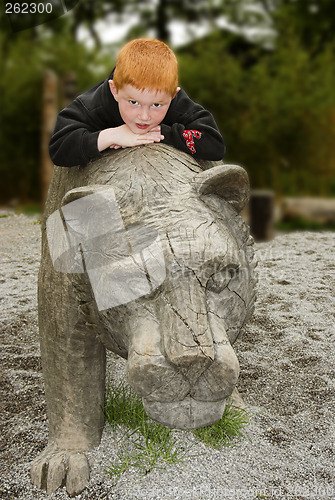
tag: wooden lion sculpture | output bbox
[31,144,257,496]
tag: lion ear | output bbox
[192,164,249,213]
[61,185,111,206]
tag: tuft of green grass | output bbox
[0,209,14,218]
[104,381,249,481]
[15,203,42,217]
[104,381,192,480]
[192,403,250,449]
[104,381,147,431]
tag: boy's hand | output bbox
[98,125,164,152]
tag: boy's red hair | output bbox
[113,38,178,97]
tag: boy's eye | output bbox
[129,100,138,105]
[152,103,162,108]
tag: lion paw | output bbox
[30,444,90,497]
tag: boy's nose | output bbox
[139,106,150,121]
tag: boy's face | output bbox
[109,80,178,134]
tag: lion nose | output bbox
[161,278,215,384]
[161,285,240,400]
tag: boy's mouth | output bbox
[136,123,150,130]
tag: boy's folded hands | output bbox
[98,124,164,152]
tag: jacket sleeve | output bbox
[49,99,103,167]
[161,90,225,161]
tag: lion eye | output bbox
[207,266,239,293]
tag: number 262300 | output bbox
[6,3,53,14]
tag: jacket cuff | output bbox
[160,124,172,143]
[84,130,102,162]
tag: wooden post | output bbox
[61,72,78,107]
[40,69,58,206]
[249,189,274,242]
[40,71,77,206]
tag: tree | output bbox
[178,30,335,196]
[0,12,105,203]
[64,0,275,47]
[266,0,335,54]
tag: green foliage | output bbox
[104,381,249,482]
[2,1,335,201]
[178,30,335,196]
[0,31,42,202]
[0,21,107,203]
[273,0,335,55]
[275,217,335,233]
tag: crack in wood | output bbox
[132,349,161,358]
[227,286,247,309]
[160,292,214,361]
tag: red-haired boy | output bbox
[49,38,225,167]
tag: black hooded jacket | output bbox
[49,70,226,167]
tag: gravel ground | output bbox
[0,213,334,499]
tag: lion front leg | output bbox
[31,267,106,496]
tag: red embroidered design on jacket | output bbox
[183,129,202,154]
